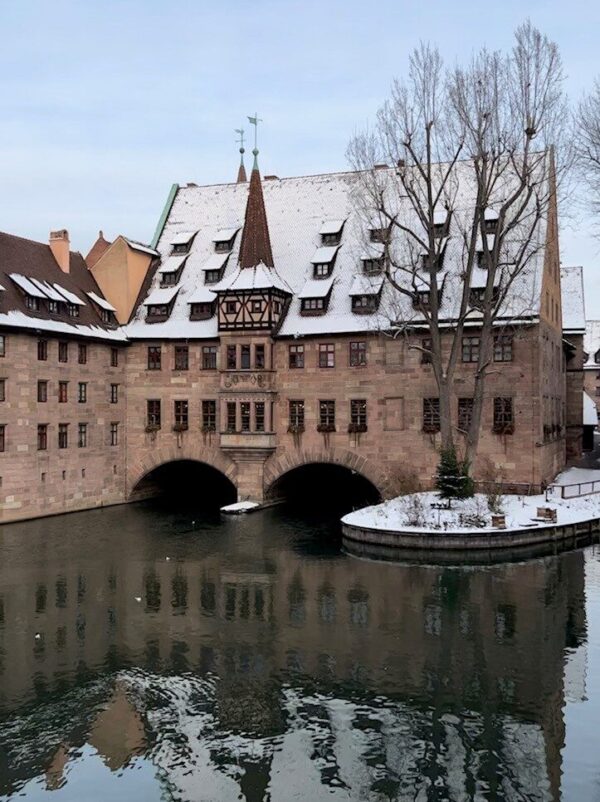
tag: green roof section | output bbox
[150,183,179,250]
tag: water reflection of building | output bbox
[0,506,588,800]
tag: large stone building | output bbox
[0,150,588,523]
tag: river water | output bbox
[0,500,600,801]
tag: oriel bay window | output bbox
[255,402,265,432]
[240,402,251,432]
[350,400,367,431]
[349,341,367,366]
[147,399,161,429]
[493,397,514,434]
[148,346,161,370]
[289,344,304,368]
[423,398,440,433]
[289,400,305,431]
[318,400,336,431]
[202,400,216,432]
[174,345,189,370]
[318,343,335,368]
[174,400,189,431]
[458,398,474,432]
[37,424,47,451]
[202,345,217,370]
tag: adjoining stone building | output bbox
[0,150,588,523]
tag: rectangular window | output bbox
[25,295,40,311]
[289,344,304,369]
[110,422,118,446]
[37,380,48,403]
[58,423,68,449]
[78,343,87,364]
[226,345,237,370]
[174,345,189,371]
[37,424,47,451]
[319,400,336,428]
[78,422,88,448]
[59,381,68,403]
[349,341,367,366]
[318,343,335,368]
[111,347,118,367]
[67,303,79,318]
[363,258,383,275]
[251,299,264,313]
[147,399,161,428]
[255,401,265,432]
[205,269,222,284]
[458,398,473,432]
[110,384,118,403]
[78,382,87,403]
[494,334,513,362]
[423,398,440,433]
[0,336,5,357]
[313,263,331,278]
[37,339,48,361]
[289,400,305,428]
[174,400,188,430]
[202,400,216,431]
[202,345,217,370]
[240,345,251,370]
[240,401,251,432]
[493,397,514,434]
[147,346,161,370]
[226,401,237,432]
[301,297,325,313]
[462,336,480,363]
[421,338,432,364]
[0,424,4,451]
[58,341,68,363]
[255,344,265,369]
[350,399,367,426]
[225,300,237,314]
[0,380,4,402]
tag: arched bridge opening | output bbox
[131,459,237,510]
[266,463,381,515]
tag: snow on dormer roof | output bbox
[319,219,345,235]
[213,227,240,243]
[158,254,188,275]
[144,286,179,306]
[87,291,116,312]
[310,245,340,264]
[298,276,335,299]
[171,231,197,247]
[349,274,384,296]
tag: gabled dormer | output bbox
[213,228,240,253]
[319,219,345,246]
[170,231,197,255]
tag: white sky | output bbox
[0,0,599,314]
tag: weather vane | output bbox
[247,113,263,153]
[235,127,245,153]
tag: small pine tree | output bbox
[436,448,474,505]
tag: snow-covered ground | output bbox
[342,467,600,535]
[220,500,260,514]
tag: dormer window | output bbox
[594,350,600,365]
[432,209,450,238]
[67,303,79,318]
[363,258,384,275]
[172,243,189,255]
[484,209,499,234]
[313,263,331,279]
[48,300,59,314]
[413,289,443,310]
[319,219,345,246]
[352,295,378,313]
[322,232,341,246]
[190,302,214,320]
[301,297,326,313]
[159,255,188,288]
[100,309,114,324]
[420,238,448,271]
[469,286,499,308]
[86,291,116,324]
[170,231,196,255]
[213,228,239,253]
[25,295,39,311]
[370,228,387,243]
[161,271,178,286]
[147,304,168,317]
[144,286,178,322]
[205,269,222,284]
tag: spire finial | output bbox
[235,127,247,183]
[248,113,263,170]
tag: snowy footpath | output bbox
[342,467,600,535]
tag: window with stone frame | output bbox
[59,381,68,403]
[289,400,305,429]
[0,380,4,403]
[349,341,367,366]
[58,423,68,449]
[0,424,5,451]
[226,402,237,432]
[318,343,335,368]
[110,422,119,446]
[147,346,161,370]
[174,345,189,371]
[78,343,87,364]
[37,380,47,403]
[174,400,189,430]
[462,336,480,363]
[240,402,251,432]
[147,399,161,428]
[350,399,367,427]
[202,345,218,370]
[202,400,216,431]
[78,423,88,448]
[110,384,119,403]
[458,398,474,432]
[226,345,237,370]
[493,333,513,362]
[255,402,265,432]
[255,344,265,369]
[318,399,336,429]
[78,382,87,403]
[110,347,119,367]
[37,339,47,361]
[37,424,47,451]
[240,345,251,370]
[289,344,304,368]
[420,338,432,364]
[493,397,514,434]
[58,341,68,363]
[0,336,4,358]
[423,398,441,433]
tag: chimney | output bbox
[49,229,70,273]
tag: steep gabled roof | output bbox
[85,230,112,269]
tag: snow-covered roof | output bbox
[144,286,179,306]
[170,231,197,246]
[361,243,385,260]
[158,254,188,275]
[584,392,597,426]
[9,273,48,298]
[29,278,65,301]
[187,285,216,304]
[201,252,230,272]
[560,266,586,334]
[127,161,549,340]
[349,274,384,296]
[86,291,116,312]
[319,219,345,235]
[310,245,339,264]
[433,209,448,226]
[213,227,240,242]
[125,238,159,257]
[53,284,85,305]
[298,276,335,299]
[584,320,600,369]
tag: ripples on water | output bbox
[0,500,599,801]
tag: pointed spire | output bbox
[238,153,274,269]
[235,128,247,183]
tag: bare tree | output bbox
[348,21,570,465]
[577,78,600,222]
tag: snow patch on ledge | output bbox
[221,501,260,514]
